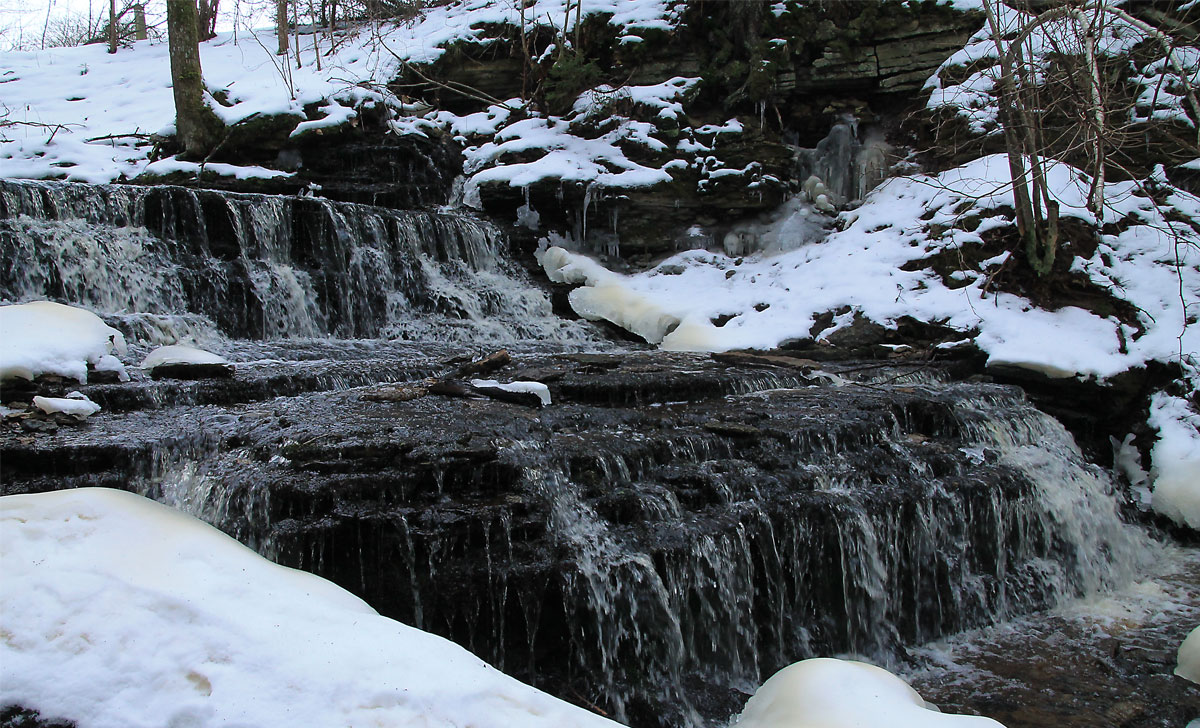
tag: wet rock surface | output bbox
[1,347,1177,727]
[910,552,1200,728]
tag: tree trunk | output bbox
[292,0,301,69]
[167,0,224,159]
[983,0,1058,278]
[196,0,219,41]
[277,0,289,55]
[134,4,148,40]
[108,0,117,53]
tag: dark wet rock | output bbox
[712,350,819,372]
[911,554,1200,728]
[19,418,58,434]
[702,421,762,439]
[360,384,428,402]
[88,369,126,385]
[986,360,1181,466]
[147,362,236,380]
[0,705,76,728]
[450,349,513,379]
[509,366,567,383]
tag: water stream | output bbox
[0,178,1191,727]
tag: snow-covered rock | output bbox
[31,392,101,419]
[733,658,1005,728]
[0,302,127,383]
[1177,625,1200,684]
[0,487,623,728]
[140,345,234,379]
[140,345,229,369]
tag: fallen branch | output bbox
[451,349,511,379]
[363,349,548,408]
[85,132,153,143]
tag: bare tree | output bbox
[974,0,1200,277]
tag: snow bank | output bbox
[1178,625,1200,684]
[140,345,229,369]
[541,156,1200,382]
[733,658,1004,728]
[0,302,127,383]
[0,487,623,728]
[471,379,552,406]
[1148,393,1200,530]
[32,392,102,419]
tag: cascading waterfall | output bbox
[0,179,598,347]
[176,378,1158,728]
[0,175,1167,728]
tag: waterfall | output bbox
[0,179,597,347]
[0,177,1163,728]
[140,374,1154,727]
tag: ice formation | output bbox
[1178,625,1200,684]
[470,379,553,406]
[31,392,102,419]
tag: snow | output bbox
[572,77,700,121]
[31,392,102,418]
[141,158,293,181]
[0,301,127,383]
[733,658,1005,728]
[0,487,625,728]
[0,0,682,184]
[1179,625,1200,684]
[470,378,552,406]
[140,345,229,369]
[462,114,674,200]
[1148,393,1200,530]
[540,155,1200,382]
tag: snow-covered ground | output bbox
[0,0,682,185]
[542,155,1200,375]
[0,487,627,728]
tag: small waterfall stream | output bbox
[0,178,1178,727]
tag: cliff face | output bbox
[151,2,978,261]
[392,1,983,260]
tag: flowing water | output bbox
[1,178,1194,728]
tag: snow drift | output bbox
[0,487,622,728]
